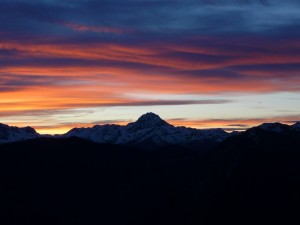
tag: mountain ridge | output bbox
[63,112,229,150]
[1,112,300,149]
[0,123,40,144]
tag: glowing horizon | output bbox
[3,112,300,135]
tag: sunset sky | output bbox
[1,0,300,134]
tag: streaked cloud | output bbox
[0,98,232,118]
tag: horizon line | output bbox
[1,113,299,135]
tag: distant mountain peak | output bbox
[62,112,230,150]
[259,122,283,128]
[127,112,170,129]
[0,123,39,144]
[292,122,300,130]
[256,122,289,133]
[137,112,164,123]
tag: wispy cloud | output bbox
[1,36,300,95]
[63,22,129,35]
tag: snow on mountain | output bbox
[0,123,40,144]
[256,122,290,133]
[63,112,230,149]
[1,114,300,149]
[241,121,300,143]
[291,122,300,131]
[126,112,170,131]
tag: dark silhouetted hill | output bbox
[1,120,300,224]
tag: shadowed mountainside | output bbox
[1,123,300,224]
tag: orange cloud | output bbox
[0,36,300,134]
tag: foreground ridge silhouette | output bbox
[0,121,300,224]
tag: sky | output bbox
[0,0,300,134]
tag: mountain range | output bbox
[1,112,300,150]
[63,112,230,150]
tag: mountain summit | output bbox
[126,112,170,130]
[136,112,168,126]
[64,112,229,150]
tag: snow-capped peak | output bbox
[256,123,289,133]
[0,123,40,144]
[249,122,292,134]
[126,112,170,130]
[62,112,230,150]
